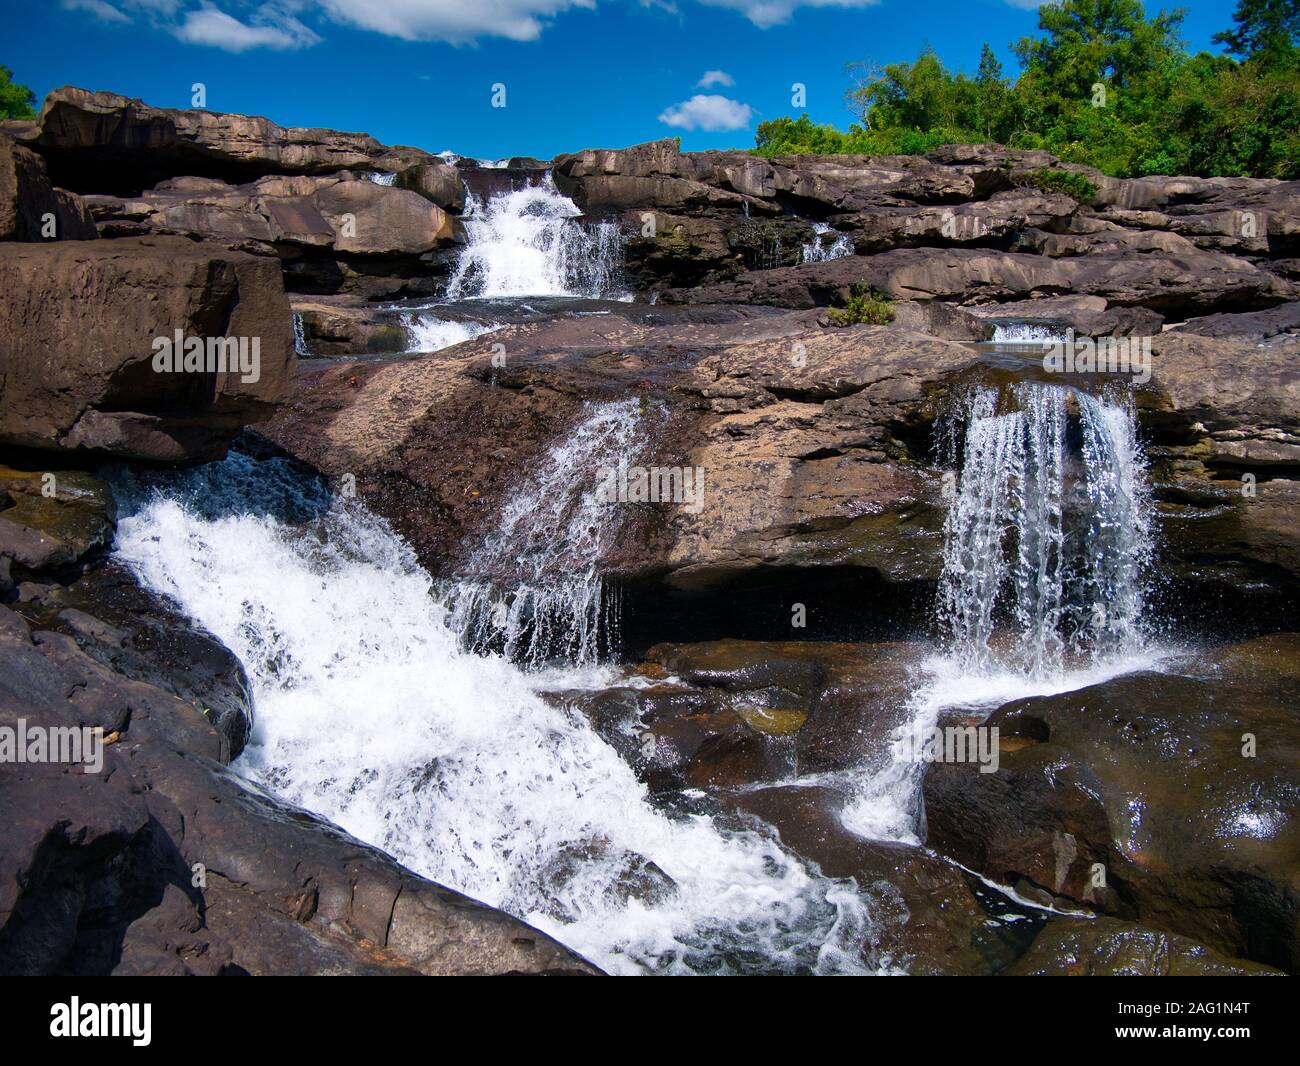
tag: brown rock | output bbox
[0,236,295,461]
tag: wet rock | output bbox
[19,563,254,763]
[921,635,1300,972]
[730,784,1043,974]
[0,465,115,579]
[526,839,677,923]
[0,236,295,461]
[0,606,597,975]
[1005,917,1285,976]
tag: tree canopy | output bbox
[754,0,1300,179]
[0,65,37,121]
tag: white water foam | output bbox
[445,179,626,299]
[991,322,1070,345]
[801,221,854,263]
[113,455,877,975]
[398,311,498,353]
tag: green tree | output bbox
[1012,0,1187,96]
[974,43,1013,139]
[1212,0,1299,62]
[0,64,37,120]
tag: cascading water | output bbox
[398,311,498,353]
[841,380,1158,844]
[443,398,641,668]
[801,221,854,262]
[990,322,1069,345]
[444,178,625,299]
[111,451,878,975]
[291,312,310,357]
[937,382,1153,678]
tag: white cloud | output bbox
[1001,0,1044,8]
[317,0,595,43]
[174,2,322,51]
[696,69,734,88]
[61,0,132,21]
[695,0,880,30]
[658,94,752,131]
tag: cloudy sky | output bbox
[5,0,1238,159]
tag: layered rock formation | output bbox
[553,139,1298,329]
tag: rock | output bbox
[0,465,115,580]
[730,784,1044,974]
[1005,917,1285,976]
[0,135,96,241]
[921,635,1300,972]
[0,605,597,975]
[314,179,460,255]
[1169,301,1300,341]
[291,296,413,356]
[15,562,254,763]
[394,161,466,212]
[30,87,434,195]
[81,173,464,296]
[963,294,1164,336]
[0,236,295,461]
[664,246,1287,317]
[646,639,924,775]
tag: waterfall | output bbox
[443,399,642,669]
[990,321,1069,345]
[801,222,854,263]
[937,382,1153,678]
[444,178,626,299]
[291,312,309,357]
[111,451,876,975]
[398,311,498,353]
[840,380,1157,845]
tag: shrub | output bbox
[1017,167,1100,202]
[827,286,896,326]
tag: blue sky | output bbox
[4,0,1240,160]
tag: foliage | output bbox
[1017,167,1100,201]
[826,286,896,326]
[753,1,1300,179]
[0,65,36,120]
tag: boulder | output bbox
[30,87,434,195]
[921,635,1300,972]
[0,236,295,461]
[0,135,96,241]
[0,604,597,976]
[1005,917,1285,976]
[731,784,1043,974]
[394,161,466,213]
[0,465,115,580]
